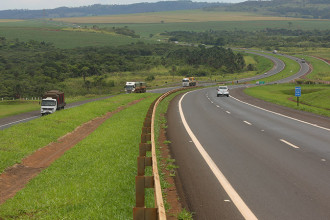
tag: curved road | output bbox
[167,52,330,219]
[0,50,304,130]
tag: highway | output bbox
[0,50,307,130]
[167,87,330,219]
[0,95,115,130]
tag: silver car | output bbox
[217,86,229,97]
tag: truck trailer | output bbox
[125,82,146,93]
[41,90,66,116]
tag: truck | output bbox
[41,90,66,116]
[124,82,147,93]
[182,77,196,87]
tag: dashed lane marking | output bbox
[280,139,300,149]
[244,121,252,125]
[231,96,330,132]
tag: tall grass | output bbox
[0,94,160,219]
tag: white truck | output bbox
[124,82,146,93]
[40,90,66,116]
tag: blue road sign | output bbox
[295,87,301,97]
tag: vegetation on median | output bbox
[244,84,330,117]
[154,89,196,219]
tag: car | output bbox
[217,86,229,97]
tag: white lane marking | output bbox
[0,116,39,128]
[216,105,220,108]
[211,101,214,104]
[244,121,252,125]
[179,92,258,220]
[231,96,330,132]
[280,139,300,149]
[321,159,326,162]
[226,111,231,114]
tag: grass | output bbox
[0,93,159,173]
[249,53,301,84]
[244,84,330,117]
[0,93,160,219]
[0,100,40,119]
[0,94,114,119]
[300,55,330,81]
[0,20,142,49]
[154,89,198,218]
[53,11,305,24]
[0,12,330,48]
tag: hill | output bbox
[0,1,229,19]
[210,0,330,19]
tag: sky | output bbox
[0,0,245,11]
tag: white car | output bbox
[217,86,229,97]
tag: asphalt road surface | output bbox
[167,88,330,219]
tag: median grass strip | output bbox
[0,94,159,219]
[253,54,301,83]
[0,93,159,174]
[244,84,330,117]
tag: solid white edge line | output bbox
[231,96,330,132]
[179,91,258,220]
[0,116,39,128]
[280,139,300,149]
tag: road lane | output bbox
[168,88,330,219]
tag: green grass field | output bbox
[244,84,330,117]
[0,93,160,219]
[0,93,159,173]
[1,11,330,49]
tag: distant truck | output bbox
[41,90,66,116]
[182,77,196,87]
[125,82,147,93]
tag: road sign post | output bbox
[295,87,301,106]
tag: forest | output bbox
[0,37,245,98]
[163,28,330,49]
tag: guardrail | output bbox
[133,88,187,220]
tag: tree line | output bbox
[163,28,330,49]
[0,38,245,98]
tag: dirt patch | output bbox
[158,115,183,219]
[0,99,143,205]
